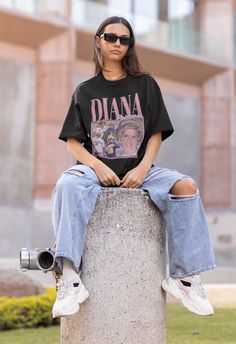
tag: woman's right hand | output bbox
[67,138,121,186]
[92,160,121,186]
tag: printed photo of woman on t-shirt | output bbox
[91,117,144,159]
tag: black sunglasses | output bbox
[99,33,134,46]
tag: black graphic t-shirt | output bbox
[59,71,174,178]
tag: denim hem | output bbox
[169,263,216,278]
[55,252,81,273]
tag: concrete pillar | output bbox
[201,71,234,208]
[61,188,166,344]
[198,0,233,63]
[199,0,235,208]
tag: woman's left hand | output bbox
[120,164,149,188]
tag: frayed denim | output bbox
[52,164,216,277]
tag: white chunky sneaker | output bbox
[162,274,214,316]
[52,276,89,318]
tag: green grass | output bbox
[0,326,60,344]
[0,305,236,343]
[167,304,236,344]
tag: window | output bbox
[168,0,194,20]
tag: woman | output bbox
[116,118,143,157]
[52,16,216,318]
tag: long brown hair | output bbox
[93,16,149,77]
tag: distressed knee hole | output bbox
[169,178,198,198]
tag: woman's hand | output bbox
[67,138,121,187]
[92,160,121,186]
[120,163,149,188]
[120,132,161,188]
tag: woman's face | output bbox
[96,23,130,63]
[121,128,138,153]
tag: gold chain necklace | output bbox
[103,71,126,80]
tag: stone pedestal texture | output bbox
[61,188,166,344]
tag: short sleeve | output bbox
[148,78,174,141]
[58,93,88,143]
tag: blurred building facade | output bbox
[0,0,235,276]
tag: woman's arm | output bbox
[67,138,121,186]
[139,132,162,171]
[121,132,162,188]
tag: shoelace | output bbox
[56,279,80,300]
[192,277,206,298]
[56,279,68,300]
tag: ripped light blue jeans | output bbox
[52,164,216,278]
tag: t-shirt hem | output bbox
[58,133,87,143]
[149,127,174,141]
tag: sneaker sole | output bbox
[162,278,214,316]
[52,302,80,318]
